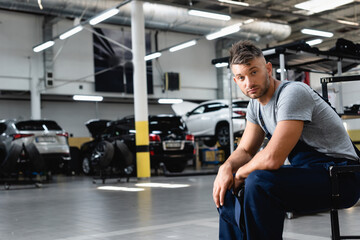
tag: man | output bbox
[212,40,360,239]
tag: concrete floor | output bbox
[0,172,359,240]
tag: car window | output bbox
[150,117,186,132]
[233,101,249,108]
[189,106,205,115]
[205,103,227,113]
[15,120,62,131]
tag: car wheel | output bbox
[0,144,7,164]
[216,124,230,147]
[91,141,114,168]
[24,143,45,173]
[203,139,217,147]
[82,155,92,175]
[0,144,22,174]
[164,160,187,173]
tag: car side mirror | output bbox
[186,112,191,117]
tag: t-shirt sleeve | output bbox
[277,83,314,122]
[246,100,259,125]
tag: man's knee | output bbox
[218,190,236,220]
[245,170,276,196]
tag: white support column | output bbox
[131,0,151,178]
[337,60,344,114]
[30,55,41,119]
[227,69,234,154]
[279,53,285,81]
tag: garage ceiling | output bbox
[0,0,360,50]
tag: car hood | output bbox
[171,101,199,116]
[85,119,111,138]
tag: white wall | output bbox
[0,10,42,90]
[0,10,217,100]
[0,9,218,137]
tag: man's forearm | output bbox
[222,146,253,174]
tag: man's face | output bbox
[231,57,272,99]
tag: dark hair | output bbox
[229,40,263,66]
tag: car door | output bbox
[184,105,207,136]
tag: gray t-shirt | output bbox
[246,81,359,161]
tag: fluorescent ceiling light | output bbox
[73,95,103,101]
[158,98,183,104]
[337,19,359,26]
[301,28,333,38]
[144,52,162,61]
[306,38,323,46]
[135,183,190,188]
[97,186,144,192]
[188,9,231,21]
[169,40,197,52]
[262,49,276,56]
[218,0,249,7]
[243,19,254,24]
[215,62,229,68]
[206,24,241,40]
[89,8,120,25]
[295,0,354,14]
[59,25,84,40]
[33,40,55,52]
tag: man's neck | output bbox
[258,79,281,106]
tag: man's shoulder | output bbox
[281,81,312,96]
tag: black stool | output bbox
[329,165,360,240]
[321,75,360,239]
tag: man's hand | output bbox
[234,168,246,196]
[213,164,234,208]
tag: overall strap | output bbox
[259,81,291,139]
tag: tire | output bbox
[82,155,92,175]
[24,143,45,172]
[216,124,230,147]
[203,138,217,147]
[164,161,187,173]
[91,141,114,168]
[0,144,22,174]
[115,140,134,167]
[0,144,7,164]
[114,141,135,176]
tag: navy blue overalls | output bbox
[217,83,360,240]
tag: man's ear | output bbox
[266,62,272,75]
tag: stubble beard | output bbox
[245,73,270,99]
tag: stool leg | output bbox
[330,209,340,240]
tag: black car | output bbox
[80,115,195,175]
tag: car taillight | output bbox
[149,134,160,142]
[57,132,69,138]
[186,134,194,142]
[150,150,155,156]
[233,110,246,117]
[12,134,34,140]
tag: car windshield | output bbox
[15,120,62,131]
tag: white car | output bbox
[172,99,248,147]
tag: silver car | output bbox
[0,119,71,173]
